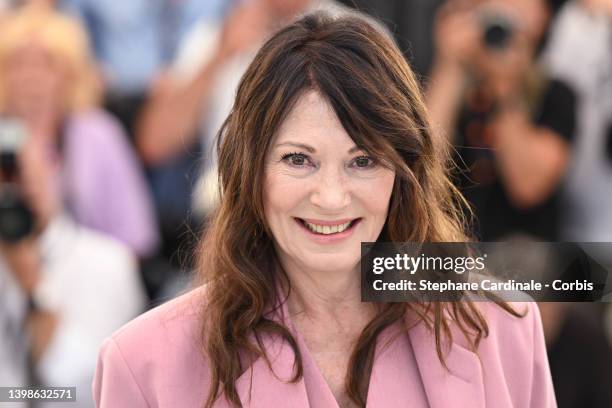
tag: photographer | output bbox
[0,120,146,406]
[0,3,160,258]
[427,0,576,240]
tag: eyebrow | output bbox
[275,142,363,154]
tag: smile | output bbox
[294,217,361,236]
[304,220,351,234]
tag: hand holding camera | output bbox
[433,1,482,68]
[0,119,35,243]
[0,118,60,292]
[433,0,534,95]
[0,118,60,242]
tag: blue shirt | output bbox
[60,0,228,94]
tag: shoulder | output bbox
[412,301,555,407]
[100,286,207,365]
[63,109,140,170]
[475,301,540,350]
[472,302,554,407]
[43,216,136,269]
[72,225,139,281]
[442,301,542,363]
[111,286,206,342]
[41,217,142,304]
[94,286,211,407]
[65,108,123,134]
[63,108,128,150]
[77,223,134,259]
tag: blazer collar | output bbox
[233,293,485,408]
[406,320,486,408]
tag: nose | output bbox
[309,166,351,211]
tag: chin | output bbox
[299,251,360,274]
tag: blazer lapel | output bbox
[234,292,310,408]
[367,323,423,407]
[408,321,486,408]
[235,334,310,407]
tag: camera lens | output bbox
[0,118,34,242]
[481,14,514,50]
[485,24,511,49]
[0,187,34,242]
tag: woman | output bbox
[94,11,555,408]
[0,3,159,257]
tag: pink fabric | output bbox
[93,286,557,407]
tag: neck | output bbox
[279,259,375,324]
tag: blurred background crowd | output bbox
[0,0,610,406]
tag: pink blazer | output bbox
[93,286,556,407]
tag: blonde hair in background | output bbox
[0,3,102,112]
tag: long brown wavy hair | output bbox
[199,11,520,407]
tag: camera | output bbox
[0,118,35,243]
[480,12,515,50]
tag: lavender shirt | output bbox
[62,109,160,257]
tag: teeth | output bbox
[303,220,353,235]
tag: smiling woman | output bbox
[94,9,556,408]
[264,90,395,271]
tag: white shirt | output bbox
[542,2,612,243]
[0,215,146,407]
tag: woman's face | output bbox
[3,40,68,121]
[263,91,395,276]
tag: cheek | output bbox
[4,67,27,93]
[263,168,307,224]
[6,67,63,99]
[358,170,395,216]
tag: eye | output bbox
[351,155,376,169]
[281,152,314,168]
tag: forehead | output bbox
[273,90,355,148]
